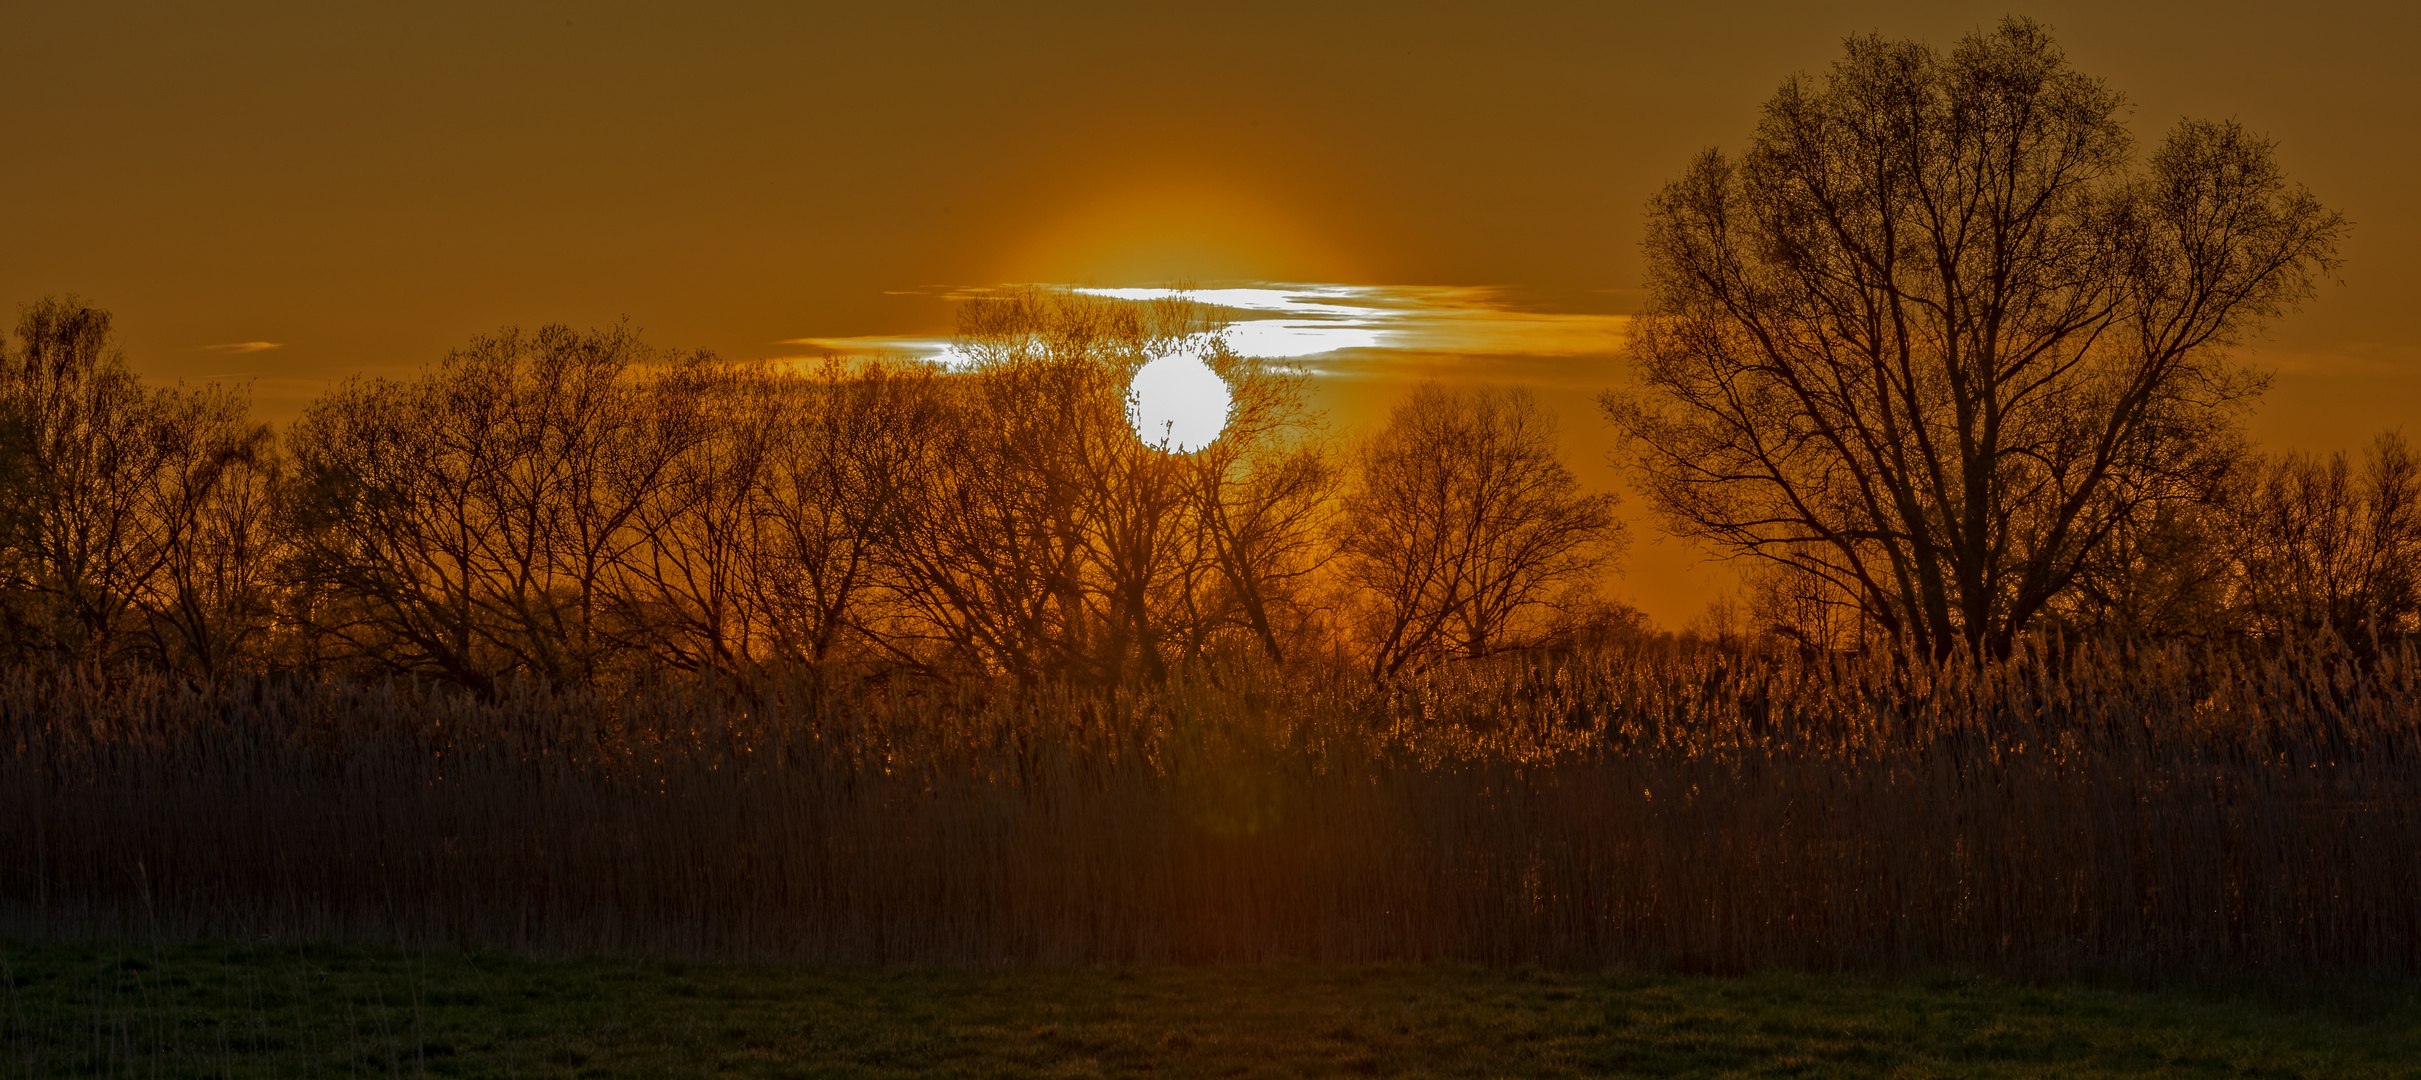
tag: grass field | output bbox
[4,942,2417,1078]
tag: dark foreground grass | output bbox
[3,943,2417,1078]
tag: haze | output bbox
[4,0,2413,627]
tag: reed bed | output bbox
[4,639,2417,980]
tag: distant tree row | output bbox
[0,290,1628,690]
[1715,432,2421,655]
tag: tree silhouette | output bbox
[1341,383,1622,679]
[0,297,266,672]
[282,324,713,692]
[1604,18,2346,659]
[2230,433,2421,647]
[879,288,1323,684]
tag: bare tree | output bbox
[2229,432,2421,646]
[282,324,712,691]
[1171,323,1335,665]
[863,288,1331,683]
[1603,18,2346,659]
[598,359,774,677]
[1340,383,1623,679]
[877,339,1111,683]
[2047,457,2253,645]
[748,359,946,670]
[873,289,1209,684]
[1743,551,1872,654]
[138,421,281,679]
[0,297,266,670]
[1188,440,1334,663]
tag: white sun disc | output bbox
[1127,354,1233,453]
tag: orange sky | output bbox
[3,1,2414,628]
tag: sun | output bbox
[1127,353,1232,453]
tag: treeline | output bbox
[0,290,1627,692]
[5,285,2415,695]
[1730,432,2421,657]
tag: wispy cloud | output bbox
[1078,285,1628,365]
[202,341,282,355]
[772,334,956,366]
[787,283,1629,373]
[2247,340,2421,378]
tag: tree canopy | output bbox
[1604,17,2346,658]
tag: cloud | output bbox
[1301,347,1621,388]
[1075,284,1629,361]
[2244,341,2421,378]
[202,341,282,355]
[781,282,1632,372]
[774,334,956,365]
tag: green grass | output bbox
[4,943,2418,1077]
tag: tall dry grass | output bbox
[4,637,2417,980]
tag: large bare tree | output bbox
[1603,18,2346,658]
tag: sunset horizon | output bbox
[6,4,2419,1073]
[13,3,2412,630]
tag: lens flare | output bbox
[1128,354,1232,452]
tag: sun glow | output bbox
[1127,353,1232,452]
[996,179,1358,288]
